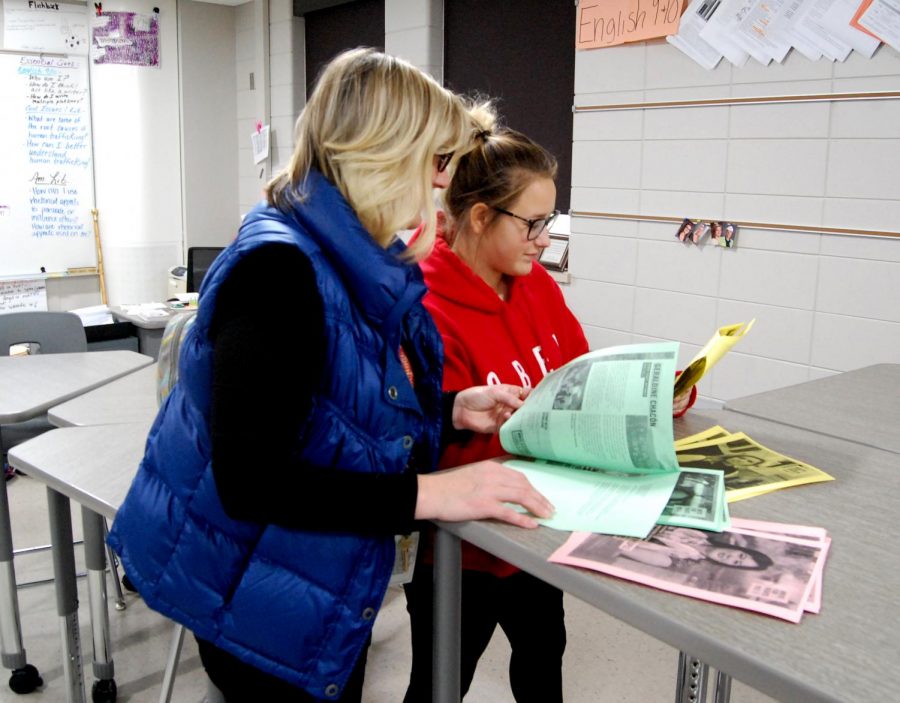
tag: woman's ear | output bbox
[469,202,493,235]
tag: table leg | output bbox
[82,508,117,702]
[432,528,461,703]
[675,651,709,703]
[104,543,126,612]
[0,471,42,694]
[47,488,86,703]
[712,670,732,703]
[158,623,184,703]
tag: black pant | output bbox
[196,635,369,702]
[403,562,566,702]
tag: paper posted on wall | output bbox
[250,125,271,165]
[697,0,753,66]
[497,342,727,537]
[732,0,795,63]
[0,279,47,314]
[792,0,854,61]
[820,0,881,58]
[666,0,726,69]
[858,0,900,51]
[550,517,830,622]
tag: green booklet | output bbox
[498,342,728,537]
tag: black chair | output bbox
[186,247,225,293]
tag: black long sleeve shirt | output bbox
[208,243,457,535]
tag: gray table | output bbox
[0,352,153,424]
[9,422,152,703]
[9,424,149,538]
[434,408,900,703]
[0,351,152,695]
[47,363,160,700]
[11,381,900,702]
[108,306,179,361]
[49,364,159,428]
[725,364,900,455]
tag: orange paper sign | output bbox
[577,0,684,49]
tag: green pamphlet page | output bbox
[499,342,682,538]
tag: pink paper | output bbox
[550,522,829,623]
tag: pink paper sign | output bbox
[577,0,685,49]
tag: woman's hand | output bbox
[452,384,530,434]
[673,389,692,416]
[415,460,554,528]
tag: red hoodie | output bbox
[420,224,589,575]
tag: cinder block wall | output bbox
[568,44,900,402]
[385,0,443,83]
[235,0,305,218]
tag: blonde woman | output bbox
[109,49,552,702]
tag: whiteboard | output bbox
[0,52,96,278]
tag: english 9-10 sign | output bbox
[577,0,684,49]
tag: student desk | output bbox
[9,422,151,703]
[0,352,153,424]
[434,408,900,703]
[46,364,160,700]
[108,306,181,361]
[0,351,152,694]
[49,364,159,428]
[9,382,900,703]
[724,364,900,455]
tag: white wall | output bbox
[2,0,242,309]
[569,44,900,403]
[239,7,900,404]
[179,0,239,251]
[235,1,264,215]
[269,0,305,173]
[91,0,183,305]
[385,0,442,83]
[235,0,305,217]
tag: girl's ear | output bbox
[469,202,493,235]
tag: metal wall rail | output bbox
[571,211,900,240]
[574,91,900,112]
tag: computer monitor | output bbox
[186,247,225,293]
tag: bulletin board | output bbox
[0,51,96,279]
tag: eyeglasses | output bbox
[435,152,454,173]
[492,207,560,241]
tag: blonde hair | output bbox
[444,105,558,242]
[266,48,475,257]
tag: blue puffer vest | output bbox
[108,171,444,699]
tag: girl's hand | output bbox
[673,389,692,416]
[452,384,531,434]
[415,460,554,528]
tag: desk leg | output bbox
[47,488,87,703]
[432,528,461,703]
[675,651,709,703]
[0,471,43,693]
[157,623,184,703]
[712,671,732,703]
[82,509,117,702]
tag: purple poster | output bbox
[91,12,159,67]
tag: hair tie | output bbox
[476,129,492,142]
